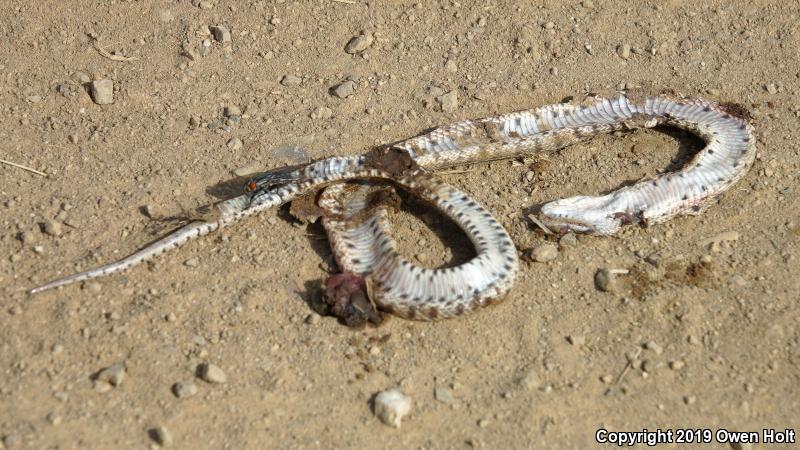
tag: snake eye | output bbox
[246,179,257,192]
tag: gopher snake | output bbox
[30,93,755,323]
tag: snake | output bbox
[28,93,755,324]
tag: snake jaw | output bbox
[323,272,383,328]
[538,195,626,235]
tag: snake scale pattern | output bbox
[30,93,755,323]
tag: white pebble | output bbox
[373,388,411,428]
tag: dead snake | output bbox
[29,93,755,322]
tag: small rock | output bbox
[445,60,458,72]
[43,220,63,237]
[437,90,458,113]
[310,106,333,120]
[280,75,302,86]
[183,257,199,268]
[198,363,227,384]
[198,0,214,9]
[305,313,321,325]
[172,382,198,398]
[618,43,631,60]
[566,335,585,346]
[210,25,231,44]
[227,137,243,151]
[2,434,20,448]
[518,369,541,390]
[46,411,62,425]
[683,395,696,405]
[529,243,558,262]
[150,426,173,447]
[373,388,411,428]
[765,83,778,94]
[96,363,126,387]
[89,79,114,105]
[594,268,617,292]
[700,231,740,252]
[223,105,241,117]
[600,374,613,384]
[644,341,663,355]
[332,80,356,99]
[558,233,577,248]
[669,360,685,371]
[434,386,455,404]
[344,33,374,54]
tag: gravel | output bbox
[227,137,243,151]
[173,381,199,398]
[89,79,114,105]
[344,32,373,54]
[281,75,302,86]
[210,25,231,45]
[332,80,356,99]
[150,426,173,447]
[310,106,333,120]
[594,268,618,292]
[43,220,63,237]
[197,363,227,384]
[374,388,411,428]
[437,90,458,113]
[529,243,558,262]
[96,363,126,387]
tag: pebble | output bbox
[594,268,617,293]
[46,411,62,425]
[172,381,198,398]
[310,106,333,120]
[198,363,227,384]
[332,80,356,99]
[344,32,373,54]
[529,243,558,262]
[89,79,114,105]
[434,386,455,404]
[183,257,199,268]
[437,90,458,113]
[150,426,173,447]
[227,137,243,151]
[210,25,231,44]
[644,341,663,355]
[518,369,541,390]
[198,0,214,9]
[2,434,20,448]
[223,105,241,117]
[96,363,126,387]
[373,388,411,428]
[43,220,63,237]
[618,44,631,60]
[669,360,685,371]
[558,233,577,248]
[765,83,777,94]
[305,313,321,325]
[566,335,585,346]
[280,75,302,86]
[700,231,740,252]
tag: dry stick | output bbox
[615,347,642,385]
[0,158,47,177]
[92,39,139,62]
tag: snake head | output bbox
[322,272,383,328]
[538,194,629,235]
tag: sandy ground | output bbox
[1,0,799,448]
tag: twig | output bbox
[0,158,47,177]
[331,0,356,3]
[92,39,139,62]
[438,168,478,175]
[615,347,641,385]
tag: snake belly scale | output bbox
[29,93,755,321]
